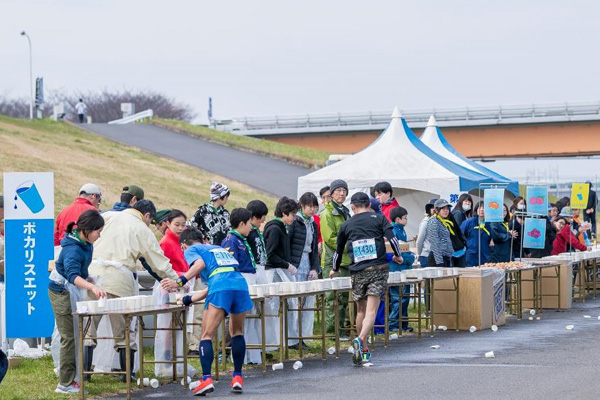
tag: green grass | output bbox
[0,116,278,219]
[152,118,330,169]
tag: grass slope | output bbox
[153,118,329,169]
[0,116,277,217]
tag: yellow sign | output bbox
[570,183,590,209]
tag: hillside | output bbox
[153,118,330,169]
[0,116,278,217]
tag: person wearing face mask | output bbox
[451,193,474,228]
[551,208,591,255]
[460,201,492,266]
[509,196,528,259]
[490,204,518,262]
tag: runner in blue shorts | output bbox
[179,228,253,396]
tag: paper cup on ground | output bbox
[491,325,498,332]
[347,346,354,354]
[583,315,591,319]
[293,361,303,370]
[485,351,495,358]
[430,345,440,349]
[389,333,399,340]
[327,347,335,355]
[272,363,284,371]
[439,325,448,331]
[529,309,536,316]
[566,325,574,330]
[150,378,159,388]
[181,376,191,385]
[469,326,477,333]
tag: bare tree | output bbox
[1,89,196,122]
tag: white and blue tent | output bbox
[297,107,508,233]
[420,115,519,196]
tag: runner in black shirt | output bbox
[330,192,402,365]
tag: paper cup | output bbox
[491,325,498,332]
[87,302,98,313]
[389,333,399,340]
[272,363,284,371]
[181,376,191,385]
[150,378,159,388]
[327,346,335,355]
[347,346,354,354]
[430,345,440,349]
[485,351,495,358]
[469,326,477,333]
[293,361,303,370]
[566,325,574,330]
[98,297,106,308]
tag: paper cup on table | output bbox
[87,302,99,313]
[98,297,106,308]
[169,292,177,303]
[293,361,303,370]
[150,378,159,388]
[272,363,284,371]
[76,301,89,313]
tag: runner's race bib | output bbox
[352,238,377,262]
[211,248,240,266]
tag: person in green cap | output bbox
[110,185,145,212]
[152,209,172,236]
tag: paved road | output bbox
[104,299,600,400]
[81,123,309,198]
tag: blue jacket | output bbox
[110,202,130,212]
[221,232,255,274]
[388,223,415,270]
[490,221,512,262]
[460,217,492,267]
[49,234,93,293]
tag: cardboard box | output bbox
[433,268,506,330]
[520,260,572,310]
[385,241,410,253]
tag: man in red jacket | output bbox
[374,181,400,222]
[54,183,102,246]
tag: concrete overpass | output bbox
[216,101,600,159]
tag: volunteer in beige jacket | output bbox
[85,199,178,381]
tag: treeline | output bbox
[0,89,196,122]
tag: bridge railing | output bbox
[216,101,600,133]
[108,109,154,125]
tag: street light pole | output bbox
[20,31,33,120]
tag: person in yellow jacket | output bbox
[320,179,351,336]
[85,200,179,381]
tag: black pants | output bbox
[584,212,597,235]
[427,253,451,267]
[78,113,84,123]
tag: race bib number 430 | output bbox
[211,248,239,266]
[352,238,377,263]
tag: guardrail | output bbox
[215,101,600,135]
[108,109,154,125]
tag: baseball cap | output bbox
[152,209,172,225]
[434,199,450,209]
[122,185,144,200]
[558,206,573,218]
[350,192,370,204]
[79,183,101,196]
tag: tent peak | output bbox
[427,115,437,127]
[391,106,402,119]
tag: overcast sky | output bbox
[2,1,599,123]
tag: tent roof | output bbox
[298,108,502,196]
[420,115,519,195]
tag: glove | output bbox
[176,275,188,287]
[288,264,297,276]
[182,295,193,307]
[308,270,318,281]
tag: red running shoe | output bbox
[192,376,214,396]
[231,375,243,393]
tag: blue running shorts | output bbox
[205,290,253,316]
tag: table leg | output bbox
[297,295,303,358]
[384,286,389,348]
[79,315,85,400]
[279,297,284,363]
[125,314,131,400]
[417,282,422,339]
[430,280,435,337]
[172,311,177,381]
[320,294,326,360]
[260,299,266,372]
[138,316,143,388]
[334,290,340,358]
[182,309,188,388]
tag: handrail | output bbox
[215,101,600,134]
[108,109,154,124]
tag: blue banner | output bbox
[523,218,546,249]
[526,186,548,216]
[4,172,55,338]
[5,220,55,338]
[484,188,504,222]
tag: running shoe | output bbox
[362,349,371,363]
[231,375,243,393]
[352,337,363,365]
[192,376,215,396]
[55,382,80,394]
